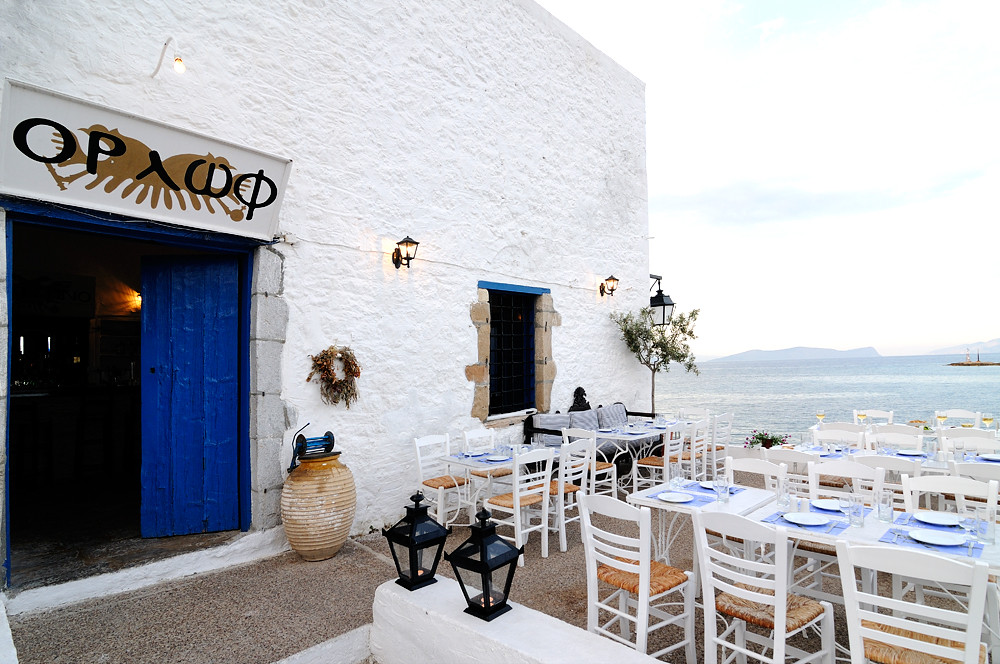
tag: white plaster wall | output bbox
[0,0,650,534]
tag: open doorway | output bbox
[8,224,239,590]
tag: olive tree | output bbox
[610,307,699,413]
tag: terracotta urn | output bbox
[281,451,357,561]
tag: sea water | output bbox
[652,354,1000,440]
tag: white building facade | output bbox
[0,0,651,581]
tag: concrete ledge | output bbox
[370,578,656,664]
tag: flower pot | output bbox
[281,452,357,561]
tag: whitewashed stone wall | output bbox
[0,0,650,537]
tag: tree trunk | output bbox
[650,368,656,414]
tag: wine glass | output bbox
[936,413,948,427]
[981,413,994,430]
[856,411,868,426]
[815,410,826,426]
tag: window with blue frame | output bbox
[487,289,536,416]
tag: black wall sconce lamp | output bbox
[392,236,419,269]
[599,275,618,297]
[649,273,675,326]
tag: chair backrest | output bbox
[836,541,989,664]
[939,430,1000,456]
[724,456,786,491]
[935,410,982,428]
[578,493,655,648]
[463,428,495,455]
[509,447,554,509]
[950,460,1000,484]
[711,412,733,447]
[813,429,863,447]
[692,511,794,662]
[413,434,451,482]
[867,432,923,453]
[853,455,921,509]
[901,474,998,515]
[872,423,922,436]
[562,428,603,493]
[854,409,892,425]
[807,459,885,503]
[820,421,866,433]
[557,437,590,492]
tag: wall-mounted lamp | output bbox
[649,274,675,326]
[151,37,186,77]
[599,275,618,297]
[392,235,419,269]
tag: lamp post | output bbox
[649,274,675,326]
[445,509,522,621]
[382,493,450,590]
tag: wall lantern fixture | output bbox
[599,275,619,297]
[382,492,451,591]
[392,235,419,269]
[445,509,522,621]
[649,273,675,326]
[151,37,186,77]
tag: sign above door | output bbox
[0,80,292,241]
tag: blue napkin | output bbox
[879,528,982,558]
[761,511,850,534]
[681,481,746,496]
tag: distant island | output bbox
[710,346,882,362]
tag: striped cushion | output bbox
[533,413,570,445]
[597,403,628,429]
[569,409,599,430]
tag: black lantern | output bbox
[445,509,522,621]
[392,235,419,269]
[599,275,619,297]
[649,274,675,326]
[382,492,450,590]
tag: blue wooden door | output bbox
[140,256,240,537]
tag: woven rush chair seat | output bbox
[593,460,614,471]
[860,620,987,664]
[597,557,689,596]
[470,466,512,478]
[486,490,544,509]
[422,475,467,490]
[795,540,836,556]
[716,583,826,632]
[819,475,849,488]
[547,480,581,495]
[668,451,702,462]
[636,455,664,467]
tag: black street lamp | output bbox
[382,493,450,590]
[649,274,675,326]
[445,509,522,621]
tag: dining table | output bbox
[595,420,677,492]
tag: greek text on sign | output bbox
[1,80,291,241]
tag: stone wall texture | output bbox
[0,0,651,537]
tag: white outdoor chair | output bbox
[900,474,998,515]
[940,430,1000,456]
[631,421,685,493]
[485,446,554,566]
[865,431,923,453]
[578,493,696,662]
[548,436,589,552]
[794,459,885,604]
[693,510,835,664]
[463,428,511,499]
[819,421,866,434]
[414,433,475,526]
[836,541,989,664]
[813,428,863,449]
[764,448,814,496]
[706,412,733,479]
[675,418,710,482]
[871,423,923,436]
[854,408,893,425]
[935,409,983,429]
[853,454,920,511]
[562,428,616,498]
[951,460,1000,484]
[724,456,786,492]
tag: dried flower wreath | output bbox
[306,345,361,408]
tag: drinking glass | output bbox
[975,506,996,544]
[960,514,977,542]
[713,476,730,504]
[876,489,894,523]
[669,462,684,489]
[849,494,865,527]
[838,495,852,519]
[776,477,791,510]
[952,439,966,462]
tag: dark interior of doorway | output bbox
[8,224,237,591]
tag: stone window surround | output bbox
[466,287,560,423]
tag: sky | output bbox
[533,0,1000,358]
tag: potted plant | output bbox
[744,430,789,450]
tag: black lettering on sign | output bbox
[86,130,127,175]
[185,159,233,199]
[12,117,77,163]
[135,150,181,190]
[233,170,277,221]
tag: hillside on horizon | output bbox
[929,338,1000,356]
[709,346,882,362]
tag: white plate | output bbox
[909,529,965,547]
[598,428,614,433]
[699,481,716,490]
[896,449,925,456]
[657,492,694,503]
[979,454,1000,462]
[810,498,843,512]
[463,452,488,457]
[486,455,511,462]
[783,512,829,527]
[913,512,961,527]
